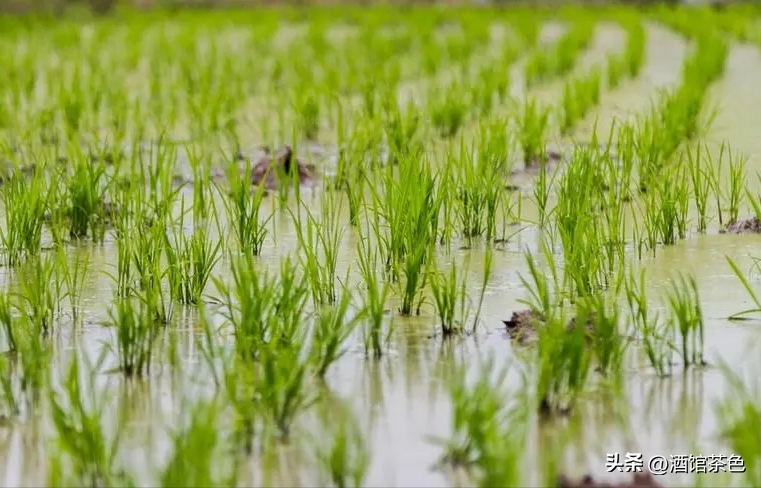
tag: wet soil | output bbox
[502,308,595,345]
[721,217,761,234]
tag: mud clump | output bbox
[722,217,761,234]
[250,145,318,191]
[525,149,563,170]
[502,309,545,344]
[557,473,663,488]
[502,308,595,345]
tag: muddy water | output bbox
[3,23,761,488]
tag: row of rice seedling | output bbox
[0,4,759,487]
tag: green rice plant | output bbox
[606,52,625,90]
[291,190,345,306]
[295,89,320,140]
[141,139,183,226]
[532,149,557,230]
[218,157,272,256]
[109,227,135,299]
[554,146,621,296]
[56,245,90,327]
[48,353,132,488]
[0,354,19,418]
[185,143,216,226]
[714,362,761,487]
[252,339,318,442]
[159,396,239,488]
[383,102,421,165]
[431,355,525,488]
[665,273,706,368]
[624,268,673,377]
[451,139,506,246]
[642,165,689,247]
[430,80,469,138]
[524,49,552,88]
[130,220,173,324]
[355,220,393,358]
[0,169,47,266]
[536,308,592,415]
[310,285,363,378]
[65,142,109,241]
[16,253,57,335]
[518,242,560,320]
[337,145,367,228]
[105,296,162,378]
[623,18,645,78]
[559,79,579,137]
[726,255,761,321]
[313,401,370,488]
[429,256,469,337]
[685,142,713,233]
[517,99,549,168]
[373,154,441,315]
[164,205,222,305]
[214,254,308,362]
[727,146,748,226]
[0,291,14,353]
[575,289,627,378]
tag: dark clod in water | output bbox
[557,473,663,488]
[251,145,317,190]
[502,309,545,344]
[502,308,595,345]
[525,150,563,169]
[722,217,761,234]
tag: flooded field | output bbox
[2,3,761,487]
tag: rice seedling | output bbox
[56,245,91,327]
[714,362,761,487]
[574,289,628,378]
[164,205,222,305]
[291,190,345,307]
[431,355,526,488]
[214,253,308,361]
[217,157,272,256]
[665,273,706,368]
[309,284,363,379]
[105,296,162,378]
[430,81,469,139]
[313,403,370,488]
[685,142,713,233]
[0,292,13,353]
[16,253,57,335]
[355,219,393,358]
[65,142,109,242]
[624,268,673,377]
[726,256,761,321]
[518,242,561,321]
[517,99,549,168]
[252,339,319,442]
[536,307,593,415]
[0,169,47,266]
[159,396,239,488]
[0,5,758,487]
[429,256,469,337]
[48,352,132,488]
[623,17,645,78]
[373,153,441,315]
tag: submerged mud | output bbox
[502,308,595,345]
[721,217,761,234]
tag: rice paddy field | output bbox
[6,2,761,487]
